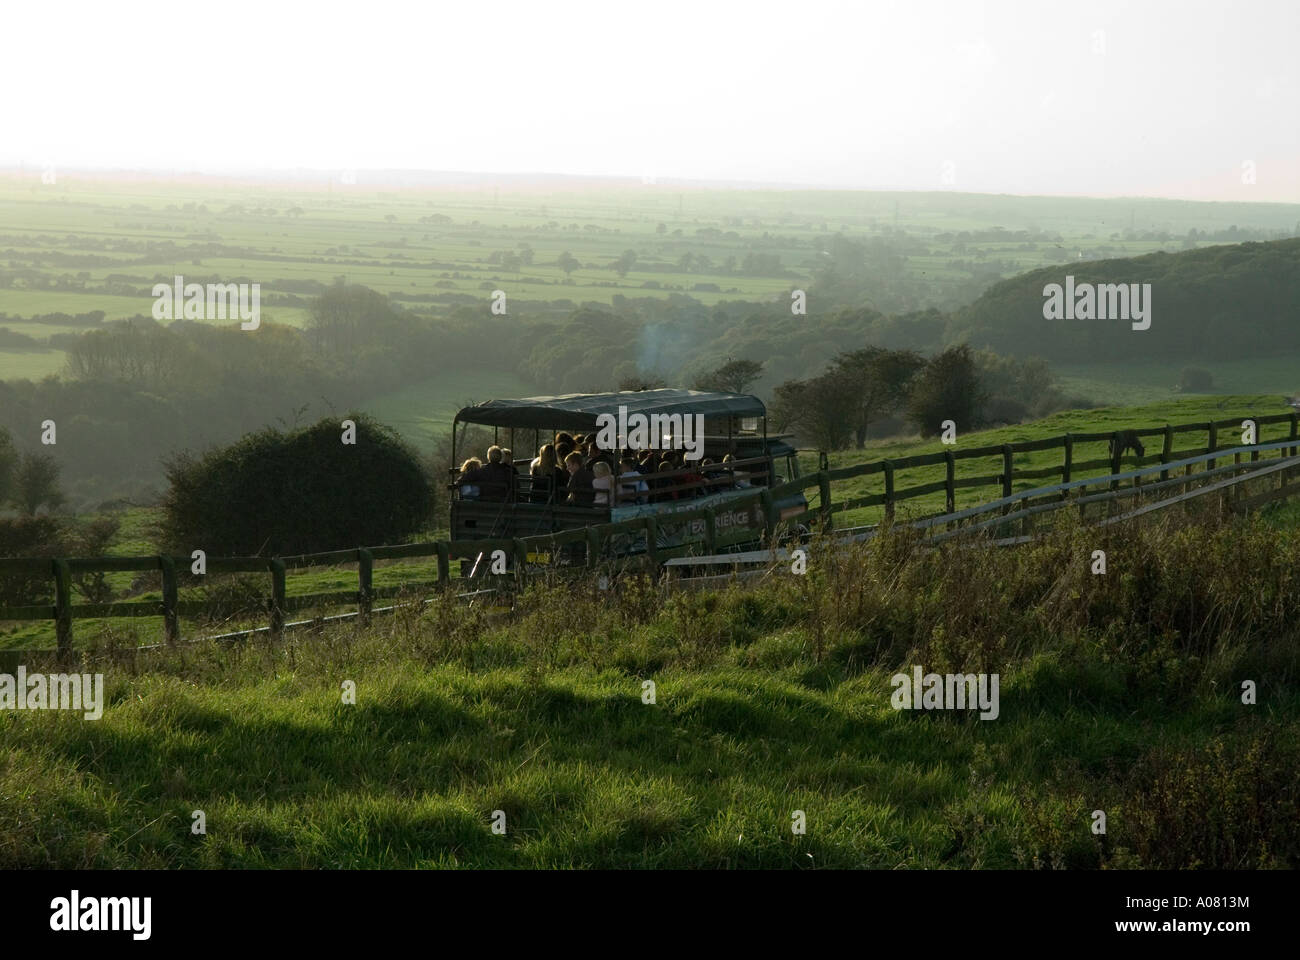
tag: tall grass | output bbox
[2,505,1297,868]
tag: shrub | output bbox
[158,413,431,556]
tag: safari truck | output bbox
[449,389,806,568]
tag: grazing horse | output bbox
[1109,430,1145,462]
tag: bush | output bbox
[158,413,431,556]
[0,515,119,604]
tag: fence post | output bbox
[644,516,658,569]
[946,450,956,512]
[160,555,179,644]
[1160,425,1173,482]
[1109,431,1122,491]
[1001,445,1014,513]
[759,488,774,543]
[881,462,894,522]
[1061,434,1073,501]
[1291,412,1298,458]
[512,538,528,589]
[357,548,373,625]
[53,558,73,661]
[586,526,602,566]
[1249,417,1259,462]
[435,542,450,585]
[268,558,286,640]
[1207,422,1217,472]
[818,470,833,530]
[703,511,717,554]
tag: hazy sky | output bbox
[5,0,1297,201]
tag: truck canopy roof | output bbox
[455,388,766,430]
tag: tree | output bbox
[0,428,16,507]
[693,358,764,394]
[557,251,580,276]
[770,370,857,451]
[905,344,987,438]
[613,249,638,278]
[307,282,403,357]
[830,347,925,447]
[10,451,65,516]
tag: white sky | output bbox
[3,0,1297,201]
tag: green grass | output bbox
[3,391,1295,652]
[0,348,66,380]
[801,393,1295,529]
[4,511,1298,869]
[364,369,539,448]
[1058,357,1300,407]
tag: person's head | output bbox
[555,431,575,448]
[639,449,655,463]
[701,457,715,466]
[556,440,575,461]
[657,461,675,473]
[564,451,583,474]
[620,457,637,473]
[501,448,512,464]
[537,443,557,472]
[487,445,503,464]
[583,432,598,447]
[722,453,735,464]
[460,457,481,474]
[592,461,611,479]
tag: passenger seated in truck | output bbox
[530,444,565,503]
[458,458,482,499]
[565,451,595,506]
[618,456,649,504]
[462,445,515,502]
[653,460,680,502]
[591,460,613,506]
[723,453,751,488]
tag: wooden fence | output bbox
[3,411,1297,657]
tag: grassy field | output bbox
[3,510,1297,869]
[2,392,1295,653]
[364,368,539,446]
[1057,357,1300,407]
[800,393,1295,529]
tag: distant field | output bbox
[5,174,1294,333]
[0,348,65,380]
[364,369,539,448]
[1057,357,1300,406]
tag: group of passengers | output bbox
[457,432,751,507]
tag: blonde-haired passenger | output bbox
[591,460,613,506]
[458,457,483,499]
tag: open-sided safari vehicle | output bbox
[450,389,807,572]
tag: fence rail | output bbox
[3,412,1298,656]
